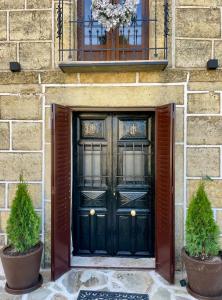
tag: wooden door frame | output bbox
[52,105,175,281]
[70,105,174,259]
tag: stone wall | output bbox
[0,70,222,269]
[0,0,52,70]
[175,1,222,68]
[1,0,222,69]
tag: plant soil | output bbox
[3,243,41,257]
[190,255,222,262]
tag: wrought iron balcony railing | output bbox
[57,0,169,66]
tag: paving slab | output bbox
[0,269,197,300]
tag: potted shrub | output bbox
[0,176,43,294]
[182,181,222,300]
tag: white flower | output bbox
[91,0,137,31]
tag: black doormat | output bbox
[77,290,149,300]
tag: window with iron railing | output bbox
[57,0,169,64]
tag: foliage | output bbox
[186,181,220,260]
[6,176,41,253]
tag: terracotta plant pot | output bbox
[0,242,43,294]
[182,247,222,300]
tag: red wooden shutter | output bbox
[51,104,71,281]
[155,103,175,284]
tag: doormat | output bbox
[77,290,149,300]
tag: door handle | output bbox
[131,210,136,217]
[113,192,116,197]
[89,209,96,216]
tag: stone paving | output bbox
[0,268,197,300]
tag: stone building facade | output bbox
[0,0,222,272]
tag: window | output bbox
[77,0,149,61]
[57,0,169,64]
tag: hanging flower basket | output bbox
[91,0,139,32]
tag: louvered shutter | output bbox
[51,104,71,281]
[155,103,175,284]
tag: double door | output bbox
[72,112,155,257]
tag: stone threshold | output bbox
[59,60,168,73]
[71,256,155,269]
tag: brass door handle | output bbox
[131,210,136,217]
[89,209,96,216]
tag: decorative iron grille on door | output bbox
[57,0,169,61]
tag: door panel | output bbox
[113,114,154,256]
[73,112,155,257]
[116,215,132,254]
[73,114,111,255]
[135,215,150,254]
[155,104,175,284]
[51,104,71,281]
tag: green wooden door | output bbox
[72,112,155,257]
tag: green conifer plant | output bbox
[186,181,220,260]
[6,176,41,253]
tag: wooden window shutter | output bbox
[155,103,175,284]
[51,104,71,281]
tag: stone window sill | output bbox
[59,60,168,73]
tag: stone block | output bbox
[41,71,79,84]
[44,201,51,266]
[188,82,222,92]
[215,41,222,68]
[27,0,52,9]
[0,234,5,247]
[8,183,42,209]
[176,40,211,68]
[187,148,220,177]
[188,93,220,114]
[176,8,221,38]
[176,108,184,143]
[188,116,222,145]
[80,72,136,83]
[175,205,184,269]
[45,144,51,200]
[176,0,222,5]
[175,145,184,204]
[216,210,222,232]
[139,70,188,83]
[0,95,42,120]
[0,71,39,85]
[46,85,184,106]
[0,123,9,150]
[12,122,42,150]
[0,43,17,70]
[0,153,42,181]
[0,84,40,94]
[187,180,222,208]
[45,107,51,144]
[0,184,5,208]
[0,0,24,9]
[0,211,9,233]
[19,42,52,70]
[189,70,222,83]
[9,11,52,41]
[0,12,6,41]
